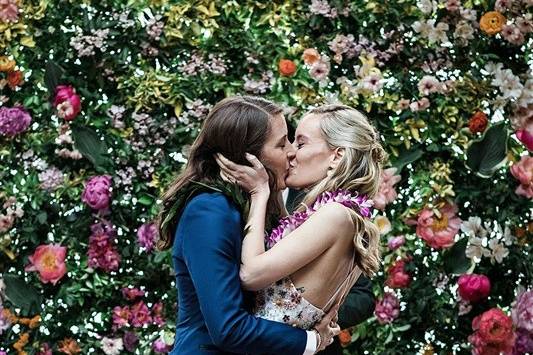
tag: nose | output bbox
[286,143,296,160]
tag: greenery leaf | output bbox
[4,274,43,316]
[71,124,108,168]
[443,238,472,275]
[466,123,509,178]
[44,60,65,94]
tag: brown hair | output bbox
[156,96,284,250]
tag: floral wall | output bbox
[0,0,532,354]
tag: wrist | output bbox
[313,329,322,353]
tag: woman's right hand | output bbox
[215,153,270,197]
[313,306,341,352]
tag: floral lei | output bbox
[266,189,373,248]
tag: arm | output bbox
[181,193,309,354]
[337,276,375,329]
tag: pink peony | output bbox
[512,289,533,333]
[82,175,112,210]
[516,129,533,151]
[457,274,491,303]
[54,85,82,121]
[385,258,412,289]
[24,244,67,285]
[122,287,145,300]
[130,301,152,327]
[374,167,401,210]
[87,221,120,272]
[374,292,400,324]
[387,235,405,250]
[414,203,461,249]
[112,305,131,328]
[137,223,158,252]
[0,106,32,137]
[152,338,172,353]
[0,0,19,23]
[470,308,515,354]
[510,155,533,199]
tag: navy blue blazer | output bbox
[171,192,308,354]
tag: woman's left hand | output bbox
[215,153,270,197]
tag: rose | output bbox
[457,274,491,302]
[510,155,533,199]
[278,59,297,76]
[24,244,67,285]
[7,70,23,89]
[480,11,506,35]
[374,292,400,324]
[474,308,514,345]
[468,112,489,134]
[54,85,82,121]
[82,175,112,210]
[0,106,32,137]
[385,259,412,289]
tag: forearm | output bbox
[241,193,269,265]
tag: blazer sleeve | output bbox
[180,193,307,354]
[337,275,375,330]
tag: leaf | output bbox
[44,60,65,94]
[466,123,508,178]
[443,238,473,275]
[391,146,424,172]
[4,274,43,315]
[71,124,108,168]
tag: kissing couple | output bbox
[157,96,385,354]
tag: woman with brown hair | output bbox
[157,96,339,355]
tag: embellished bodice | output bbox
[252,190,371,330]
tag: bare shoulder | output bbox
[310,202,355,232]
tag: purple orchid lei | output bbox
[266,189,373,248]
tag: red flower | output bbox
[385,259,412,289]
[7,70,23,89]
[457,274,491,303]
[338,329,352,347]
[278,59,297,76]
[475,308,514,344]
[54,85,81,121]
[468,111,489,134]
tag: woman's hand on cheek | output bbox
[214,153,270,197]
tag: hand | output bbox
[314,306,341,352]
[214,153,270,197]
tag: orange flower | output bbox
[58,338,81,355]
[468,111,488,133]
[7,70,23,89]
[0,56,16,72]
[13,332,29,352]
[29,315,41,329]
[338,329,352,347]
[480,11,506,35]
[2,308,18,323]
[278,59,297,76]
[302,48,320,65]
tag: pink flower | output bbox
[374,167,401,210]
[0,106,32,137]
[512,289,533,333]
[374,292,400,324]
[137,223,158,252]
[513,328,533,354]
[457,274,491,303]
[417,75,441,96]
[87,221,121,272]
[122,287,145,301]
[501,24,525,45]
[152,338,172,353]
[510,155,533,199]
[24,244,67,285]
[0,0,19,23]
[152,302,165,327]
[309,59,330,81]
[54,85,82,121]
[516,129,533,151]
[387,235,405,250]
[414,203,461,249]
[112,306,131,328]
[385,258,412,289]
[82,175,112,210]
[470,308,516,354]
[409,97,430,111]
[130,301,152,327]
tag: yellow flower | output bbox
[374,215,392,235]
[0,56,16,72]
[480,11,506,35]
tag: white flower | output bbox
[503,225,515,246]
[361,73,384,92]
[412,20,432,37]
[492,69,524,100]
[428,21,450,44]
[101,337,124,355]
[483,62,504,76]
[374,215,392,235]
[466,236,490,262]
[517,77,533,107]
[460,8,477,21]
[461,216,487,237]
[417,0,437,14]
[454,20,475,45]
[488,238,509,264]
[418,75,441,95]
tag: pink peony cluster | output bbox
[24,244,67,285]
[137,223,158,252]
[82,175,112,210]
[411,203,461,249]
[468,308,515,355]
[0,106,32,137]
[457,273,491,303]
[112,300,164,329]
[87,221,120,272]
[374,292,400,324]
[510,155,533,199]
[512,288,533,354]
[54,85,81,121]
[385,258,412,289]
[374,167,401,210]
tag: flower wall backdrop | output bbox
[0,0,532,354]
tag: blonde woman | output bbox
[216,104,384,336]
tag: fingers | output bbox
[245,153,264,170]
[330,324,341,336]
[216,154,238,172]
[323,305,339,322]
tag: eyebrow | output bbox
[295,134,308,141]
[277,134,287,145]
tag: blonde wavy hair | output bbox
[297,104,386,277]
